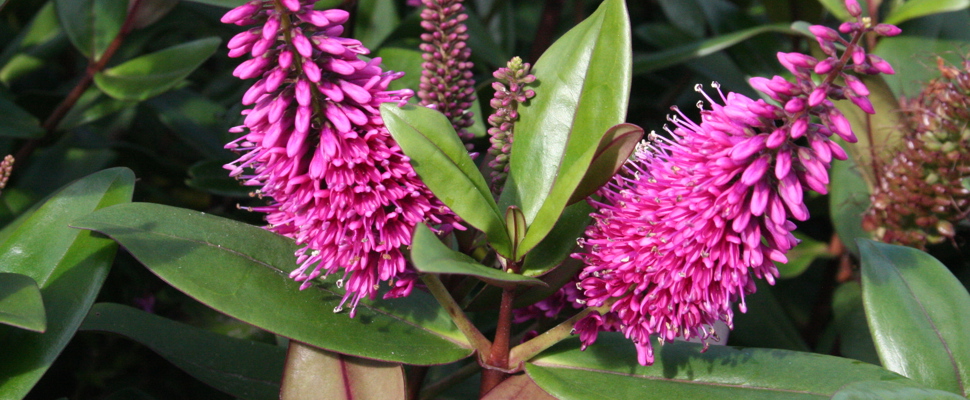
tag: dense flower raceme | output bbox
[571,7,899,365]
[487,56,536,193]
[221,0,459,315]
[418,0,477,143]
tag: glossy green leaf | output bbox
[829,158,872,255]
[56,88,135,131]
[777,233,832,279]
[54,0,127,60]
[355,0,399,49]
[380,103,512,257]
[885,0,970,25]
[71,202,474,365]
[505,0,631,257]
[81,303,284,400]
[280,341,404,400]
[832,380,968,400]
[527,333,921,400]
[633,23,793,75]
[0,273,46,332]
[0,96,45,138]
[411,223,545,289]
[832,75,903,190]
[0,2,66,84]
[146,90,233,159]
[567,124,643,205]
[832,281,880,365]
[186,160,253,198]
[94,37,221,101]
[0,168,134,398]
[481,373,557,400]
[858,239,970,396]
[520,201,592,277]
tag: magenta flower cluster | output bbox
[572,1,899,365]
[222,0,458,316]
[487,56,536,192]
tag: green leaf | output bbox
[54,0,127,60]
[410,224,545,289]
[633,23,793,75]
[80,303,284,400]
[829,158,872,255]
[94,37,221,101]
[186,160,253,198]
[481,374,557,400]
[380,103,512,257]
[567,123,643,205]
[885,0,970,25]
[0,2,67,85]
[730,280,810,352]
[355,0,399,49]
[874,36,969,96]
[71,202,474,365]
[0,168,134,398]
[0,273,46,333]
[520,201,592,277]
[832,75,903,190]
[777,233,832,279]
[146,90,233,159]
[0,96,45,138]
[504,0,631,257]
[280,342,404,400]
[858,239,970,396]
[818,0,855,21]
[832,281,880,365]
[832,380,968,400]
[527,333,921,400]
[56,88,136,131]
[506,206,527,259]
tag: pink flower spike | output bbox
[221,1,260,24]
[827,110,857,142]
[843,74,869,96]
[849,94,875,114]
[281,0,300,12]
[868,55,896,75]
[809,25,840,42]
[815,58,836,75]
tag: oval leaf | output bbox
[70,202,474,365]
[81,303,285,400]
[527,333,922,400]
[380,103,512,257]
[411,223,545,289]
[54,0,127,60]
[481,373,557,400]
[567,123,644,205]
[0,168,134,398]
[885,0,970,26]
[832,380,968,400]
[633,23,794,75]
[0,97,44,138]
[520,201,592,277]
[0,273,46,333]
[504,0,631,256]
[94,37,221,101]
[280,341,405,400]
[858,239,970,396]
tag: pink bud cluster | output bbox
[222,0,459,316]
[571,1,899,365]
[487,56,536,193]
[418,0,477,143]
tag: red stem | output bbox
[479,287,515,397]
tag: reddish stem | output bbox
[479,287,515,397]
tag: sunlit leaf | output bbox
[0,168,134,398]
[504,0,631,257]
[71,202,474,365]
[832,380,967,400]
[94,37,221,101]
[858,239,970,396]
[411,224,544,289]
[81,303,284,400]
[381,103,512,257]
[885,0,970,25]
[527,334,923,400]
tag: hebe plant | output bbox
[1,0,970,399]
